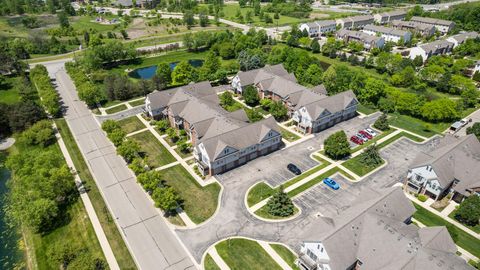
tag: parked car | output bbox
[365,128,377,137]
[356,133,368,142]
[287,163,301,175]
[359,130,373,139]
[323,177,340,190]
[350,135,363,145]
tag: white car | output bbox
[356,133,368,142]
[365,128,377,137]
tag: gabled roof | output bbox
[448,31,479,44]
[411,134,480,194]
[378,10,407,18]
[146,81,215,110]
[363,24,409,37]
[337,29,383,44]
[199,117,280,161]
[419,39,454,54]
[258,76,308,99]
[236,64,295,86]
[300,90,358,120]
[411,16,455,27]
[392,20,435,32]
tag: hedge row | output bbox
[30,65,61,116]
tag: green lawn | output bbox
[71,16,118,33]
[376,131,424,149]
[105,104,128,114]
[204,254,221,270]
[0,88,21,104]
[117,116,146,134]
[388,113,447,138]
[129,99,145,107]
[413,203,480,258]
[130,131,176,168]
[222,100,245,112]
[280,127,301,142]
[270,244,300,270]
[342,154,385,177]
[254,204,299,220]
[448,210,480,234]
[55,119,137,270]
[216,238,282,270]
[161,165,221,224]
[357,103,378,115]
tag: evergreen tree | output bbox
[267,186,294,217]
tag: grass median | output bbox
[216,238,282,270]
[270,244,300,270]
[204,254,221,270]
[55,119,137,270]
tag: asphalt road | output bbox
[45,61,196,270]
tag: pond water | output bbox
[129,59,204,80]
[0,152,24,269]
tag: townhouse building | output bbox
[336,29,385,50]
[362,24,412,43]
[299,20,337,37]
[409,39,455,61]
[391,20,436,38]
[373,10,407,24]
[232,64,358,134]
[446,31,480,48]
[406,134,480,202]
[335,15,374,30]
[145,82,282,176]
[297,187,470,270]
[410,16,455,34]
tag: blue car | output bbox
[323,177,340,190]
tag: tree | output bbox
[183,10,195,29]
[324,131,350,160]
[269,101,288,120]
[171,61,197,85]
[57,11,69,28]
[466,122,480,140]
[413,55,423,67]
[156,62,172,86]
[253,0,261,15]
[201,51,221,80]
[461,86,479,107]
[120,29,128,39]
[156,119,170,133]
[454,195,480,226]
[420,99,458,122]
[310,39,320,53]
[129,158,147,175]
[107,129,126,146]
[243,85,260,106]
[266,186,294,217]
[21,120,55,147]
[101,119,121,133]
[361,144,382,166]
[199,12,209,27]
[153,187,181,213]
[356,78,386,105]
[238,50,265,71]
[219,91,235,107]
[473,71,480,82]
[117,140,140,163]
[300,64,323,86]
[373,114,389,131]
[245,108,263,123]
[177,140,191,153]
[245,10,253,24]
[137,171,162,193]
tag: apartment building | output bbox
[373,10,407,24]
[406,134,480,202]
[362,24,412,43]
[336,29,385,50]
[446,31,480,48]
[232,64,358,134]
[336,15,374,30]
[410,16,455,34]
[299,20,337,37]
[409,39,455,61]
[392,20,436,38]
[145,82,282,176]
[297,187,470,270]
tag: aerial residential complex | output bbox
[232,64,359,134]
[362,24,412,43]
[446,31,480,48]
[297,188,470,270]
[391,20,436,37]
[335,15,374,30]
[410,16,456,34]
[145,82,282,176]
[373,10,407,24]
[336,29,385,50]
[406,134,480,202]
[299,20,337,37]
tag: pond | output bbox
[0,152,24,269]
[128,59,204,80]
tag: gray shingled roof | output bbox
[314,20,336,27]
[300,90,357,120]
[236,64,295,86]
[348,14,374,23]
[337,29,383,44]
[419,39,454,54]
[449,31,479,44]
[411,134,480,194]
[392,20,435,32]
[303,187,471,270]
[364,24,409,37]
[411,16,455,27]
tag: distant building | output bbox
[446,31,480,48]
[410,16,455,34]
[391,20,436,38]
[145,82,282,176]
[296,187,471,270]
[409,39,454,61]
[362,24,412,43]
[406,134,480,202]
[232,64,358,134]
[336,15,374,30]
[373,10,407,24]
[336,29,385,50]
[299,20,337,37]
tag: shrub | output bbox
[30,65,61,116]
[373,113,390,131]
[417,194,428,202]
[454,195,480,226]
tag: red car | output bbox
[359,130,373,139]
[350,135,363,145]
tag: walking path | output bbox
[258,241,293,270]
[53,123,121,270]
[406,193,480,239]
[412,217,478,263]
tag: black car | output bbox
[287,163,301,175]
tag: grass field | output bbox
[55,119,137,269]
[216,238,282,270]
[105,104,128,114]
[0,76,23,104]
[280,127,301,142]
[161,165,221,224]
[413,203,480,258]
[204,254,221,270]
[269,244,300,270]
[388,113,446,138]
[357,103,378,115]
[130,131,176,168]
[117,116,146,134]
[71,16,119,33]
